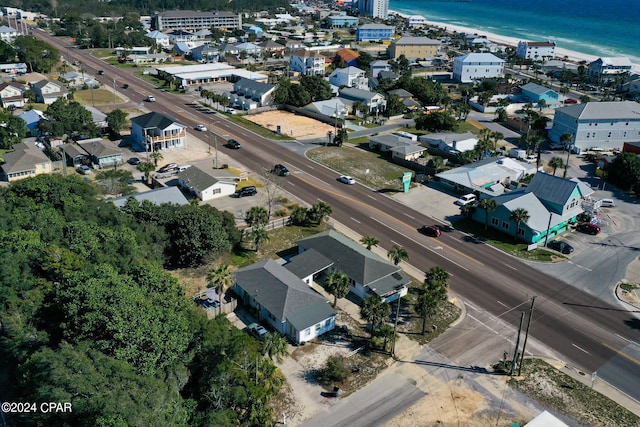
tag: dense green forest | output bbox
[7,0,290,18]
[0,174,283,426]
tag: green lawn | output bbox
[72,88,125,105]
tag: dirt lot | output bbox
[245,110,335,140]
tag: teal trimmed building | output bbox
[471,172,594,244]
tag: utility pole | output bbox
[391,296,401,357]
[510,312,525,376]
[518,296,537,376]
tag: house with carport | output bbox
[233,259,336,345]
[469,172,593,243]
[176,166,237,201]
[296,230,409,303]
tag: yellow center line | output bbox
[601,342,640,365]
[293,173,483,266]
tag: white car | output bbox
[195,124,207,131]
[338,175,356,185]
[599,198,615,207]
[146,95,156,102]
[524,155,537,164]
[455,194,477,206]
[77,165,91,175]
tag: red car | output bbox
[576,223,601,235]
[564,99,578,104]
[420,225,442,237]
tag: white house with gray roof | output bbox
[0,141,52,182]
[233,259,336,344]
[453,53,505,83]
[436,156,538,196]
[130,111,187,152]
[296,230,409,303]
[588,57,634,78]
[224,77,275,110]
[0,25,18,43]
[419,132,478,154]
[145,30,170,48]
[338,87,386,114]
[369,134,425,161]
[329,66,368,90]
[549,101,640,150]
[176,166,237,201]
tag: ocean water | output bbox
[390,0,640,64]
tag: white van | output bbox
[599,199,615,208]
[455,194,477,206]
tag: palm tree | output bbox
[415,291,438,335]
[325,271,350,307]
[478,198,498,230]
[245,206,269,227]
[416,266,450,334]
[249,227,270,251]
[460,202,475,218]
[261,333,288,362]
[206,264,233,297]
[137,162,155,185]
[548,157,565,176]
[430,156,445,174]
[509,208,530,242]
[387,245,409,266]
[560,132,573,178]
[360,295,391,338]
[149,151,163,167]
[360,236,380,250]
[378,324,395,353]
[425,266,450,289]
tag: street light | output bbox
[210,121,221,168]
[112,79,116,103]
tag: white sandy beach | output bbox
[391,10,640,73]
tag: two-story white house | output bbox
[328,66,368,90]
[405,15,427,28]
[549,101,640,151]
[224,77,275,110]
[0,81,25,108]
[338,87,387,114]
[516,41,556,61]
[130,111,187,152]
[31,79,68,104]
[453,53,505,83]
[289,49,325,76]
[587,57,634,78]
[145,30,171,48]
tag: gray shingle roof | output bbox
[393,36,440,46]
[112,186,189,208]
[388,88,413,98]
[284,248,334,278]
[297,230,409,296]
[358,23,394,30]
[234,77,274,97]
[521,82,556,96]
[78,138,121,158]
[177,166,220,192]
[339,87,381,102]
[524,172,593,208]
[1,142,50,174]
[234,259,335,330]
[130,111,183,130]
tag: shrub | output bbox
[323,355,349,383]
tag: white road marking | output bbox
[434,246,443,250]
[496,300,509,308]
[367,194,377,200]
[504,263,518,271]
[391,240,402,247]
[567,261,592,272]
[468,314,501,336]
[464,301,479,311]
[351,217,361,224]
[287,182,295,186]
[572,343,590,354]
[404,213,415,219]
[317,198,324,203]
[615,334,637,345]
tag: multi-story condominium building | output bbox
[356,23,394,42]
[516,41,556,60]
[289,49,326,76]
[549,101,640,151]
[452,53,505,83]
[151,10,241,32]
[387,36,440,60]
[357,0,389,18]
[587,57,634,78]
[405,15,427,28]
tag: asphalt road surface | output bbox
[33,29,640,404]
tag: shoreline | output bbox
[389,9,640,73]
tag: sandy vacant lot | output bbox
[245,110,336,140]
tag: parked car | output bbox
[122,83,129,89]
[225,107,237,114]
[98,70,104,75]
[236,186,257,197]
[419,225,442,237]
[549,142,565,150]
[127,157,141,165]
[177,165,192,172]
[272,164,290,176]
[455,194,477,206]
[546,240,574,254]
[598,198,615,208]
[576,223,601,235]
[338,175,356,185]
[77,165,91,175]
[146,95,156,102]
[247,323,269,339]
[564,98,578,104]
[158,163,178,173]
[226,139,241,149]
[524,155,537,164]
[195,124,207,131]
